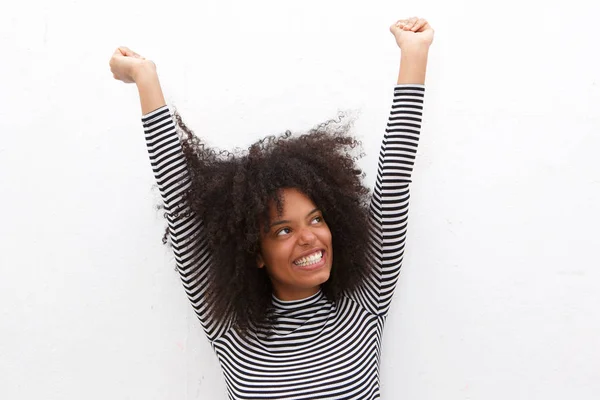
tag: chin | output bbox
[296,266,331,290]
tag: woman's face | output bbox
[257,188,333,301]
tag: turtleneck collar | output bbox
[271,290,325,312]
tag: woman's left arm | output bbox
[351,18,433,316]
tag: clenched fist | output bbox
[109,47,155,84]
[390,17,434,51]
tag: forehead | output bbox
[268,188,317,218]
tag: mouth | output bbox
[293,250,325,270]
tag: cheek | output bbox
[262,240,295,266]
[321,227,333,263]
[320,226,333,246]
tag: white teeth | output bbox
[294,251,323,266]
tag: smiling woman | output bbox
[110,16,433,400]
[258,188,334,301]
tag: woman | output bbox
[110,16,433,400]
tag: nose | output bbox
[298,227,317,246]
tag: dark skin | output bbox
[257,188,334,301]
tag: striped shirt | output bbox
[141,85,425,399]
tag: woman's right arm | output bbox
[110,48,229,342]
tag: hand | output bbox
[390,17,434,52]
[109,47,155,84]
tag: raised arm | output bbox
[109,48,230,341]
[351,18,433,316]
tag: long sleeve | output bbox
[142,106,230,342]
[350,84,425,316]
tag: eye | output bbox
[311,215,323,224]
[276,227,291,237]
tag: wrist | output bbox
[400,45,430,59]
[132,60,158,84]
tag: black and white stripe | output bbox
[141,85,425,399]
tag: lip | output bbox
[293,250,326,271]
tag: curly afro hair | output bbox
[168,111,373,334]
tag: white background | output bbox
[1,0,599,399]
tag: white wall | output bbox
[1,0,599,398]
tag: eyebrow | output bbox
[269,208,320,230]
